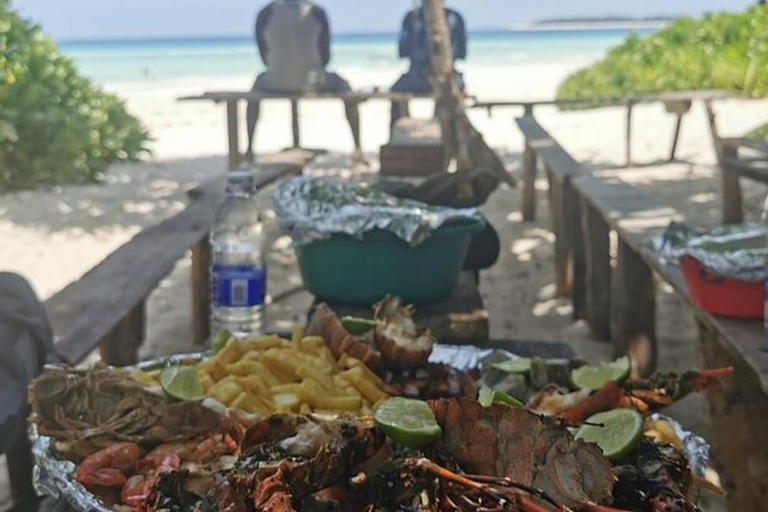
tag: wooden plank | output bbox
[612,239,656,377]
[311,272,488,343]
[721,146,745,224]
[698,319,768,512]
[722,137,768,156]
[580,198,612,341]
[389,118,443,146]
[515,116,583,181]
[99,301,145,366]
[547,167,570,298]
[566,180,586,321]
[721,156,768,183]
[521,141,537,221]
[191,237,212,345]
[381,117,446,177]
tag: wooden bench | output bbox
[380,117,446,177]
[517,115,768,511]
[516,116,585,300]
[716,137,768,224]
[44,151,313,367]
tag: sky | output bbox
[12,0,756,41]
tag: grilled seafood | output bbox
[29,364,233,458]
[373,295,436,370]
[306,303,383,371]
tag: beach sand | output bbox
[1,60,767,510]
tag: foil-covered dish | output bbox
[654,221,768,281]
[31,345,716,512]
[272,176,483,247]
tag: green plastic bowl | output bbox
[295,219,485,306]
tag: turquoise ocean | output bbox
[59,28,655,85]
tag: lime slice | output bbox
[373,397,442,448]
[341,316,376,335]
[160,366,204,402]
[575,408,643,461]
[477,385,524,408]
[212,330,233,355]
[490,357,532,374]
[571,357,630,390]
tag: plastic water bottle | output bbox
[210,171,266,337]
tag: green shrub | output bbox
[0,0,150,189]
[557,5,768,102]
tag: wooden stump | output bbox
[522,142,537,221]
[99,301,145,366]
[580,198,611,341]
[192,237,212,345]
[697,319,768,511]
[612,239,656,377]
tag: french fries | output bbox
[137,332,388,418]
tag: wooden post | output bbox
[99,301,145,366]
[704,99,724,160]
[721,144,744,225]
[226,99,241,170]
[697,319,768,511]
[625,101,634,168]
[523,104,534,117]
[547,168,570,298]
[580,198,611,341]
[290,99,301,148]
[7,418,35,505]
[665,99,691,162]
[522,141,537,221]
[611,239,656,377]
[191,237,212,345]
[567,181,586,321]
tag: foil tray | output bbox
[31,346,711,511]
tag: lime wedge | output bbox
[212,330,233,355]
[575,408,643,461]
[478,385,524,408]
[490,357,532,374]
[571,357,630,390]
[341,316,376,335]
[373,397,442,448]
[160,366,204,402]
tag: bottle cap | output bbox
[226,171,256,196]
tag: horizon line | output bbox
[57,21,665,45]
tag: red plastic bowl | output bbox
[680,256,764,319]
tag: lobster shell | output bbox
[306,303,383,371]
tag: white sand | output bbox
[1,59,767,510]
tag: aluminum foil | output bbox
[654,221,768,282]
[31,346,712,510]
[272,176,484,247]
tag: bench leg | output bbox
[547,169,570,298]
[580,198,612,341]
[721,145,743,225]
[192,237,212,345]
[697,319,768,511]
[226,99,241,170]
[612,240,656,377]
[291,99,301,148]
[8,417,36,506]
[99,301,145,366]
[522,142,537,221]
[669,113,684,161]
[567,181,586,321]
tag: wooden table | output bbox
[307,272,489,343]
[180,90,429,170]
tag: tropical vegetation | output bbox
[0,0,150,189]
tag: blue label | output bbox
[212,264,266,308]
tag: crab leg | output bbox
[560,381,623,423]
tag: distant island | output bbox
[525,16,676,31]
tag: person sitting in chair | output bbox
[246,0,364,162]
[391,2,467,123]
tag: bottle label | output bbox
[212,264,266,308]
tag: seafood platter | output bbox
[30,297,732,512]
